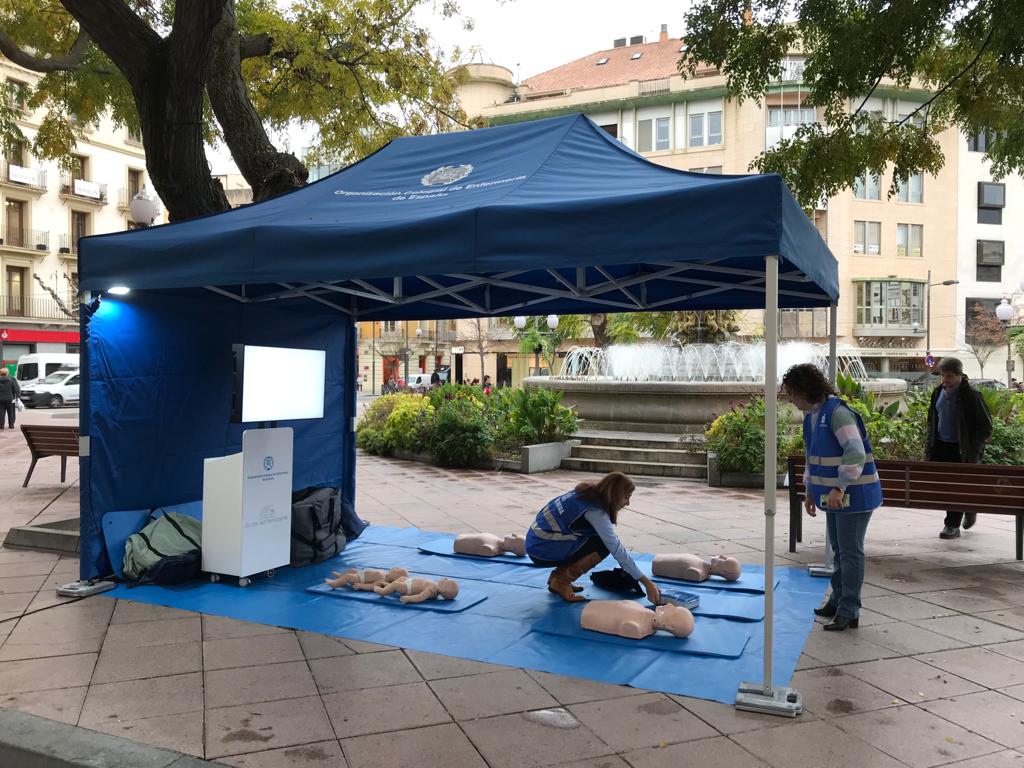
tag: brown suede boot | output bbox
[547,551,603,602]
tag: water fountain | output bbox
[528,341,905,434]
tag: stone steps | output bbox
[561,456,706,479]
[573,444,706,464]
[563,429,708,479]
[578,419,706,434]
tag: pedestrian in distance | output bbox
[0,368,20,430]
[783,363,882,632]
[926,357,992,539]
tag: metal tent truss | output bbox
[202,258,822,318]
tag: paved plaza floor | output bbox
[1,413,1024,767]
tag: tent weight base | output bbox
[56,580,117,598]
[735,681,802,717]
[808,564,834,578]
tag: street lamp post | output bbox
[918,270,959,389]
[513,314,559,376]
[996,298,1015,387]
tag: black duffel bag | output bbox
[290,487,347,566]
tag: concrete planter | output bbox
[706,452,786,488]
[391,440,577,474]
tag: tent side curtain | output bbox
[79,114,837,308]
[78,291,354,580]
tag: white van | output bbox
[15,353,79,388]
[20,368,80,408]
[406,373,433,389]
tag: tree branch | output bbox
[0,30,92,73]
[239,32,273,60]
[59,0,160,82]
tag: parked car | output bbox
[972,378,1007,389]
[406,373,433,390]
[15,353,78,388]
[20,369,81,408]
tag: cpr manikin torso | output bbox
[453,533,526,557]
[325,567,408,591]
[581,600,695,639]
[652,554,742,582]
[374,576,460,603]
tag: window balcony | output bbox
[59,173,108,205]
[59,234,82,256]
[0,161,47,193]
[0,294,74,321]
[0,227,49,252]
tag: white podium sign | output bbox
[202,427,293,580]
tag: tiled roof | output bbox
[523,36,686,94]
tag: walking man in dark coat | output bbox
[926,357,993,539]
[0,368,20,429]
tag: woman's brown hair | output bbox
[575,471,635,523]
[781,363,836,404]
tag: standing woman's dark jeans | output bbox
[825,510,873,620]
[930,440,965,527]
[529,537,609,568]
[0,400,14,429]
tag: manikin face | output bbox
[437,578,459,600]
[709,555,742,581]
[940,370,962,392]
[655,604,695,637]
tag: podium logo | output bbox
[263,456,274,471]
[421,164,473,187]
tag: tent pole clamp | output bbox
[735,681,802,717]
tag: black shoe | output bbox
[963,513,977,530]
[939,526,961,539]
[814,603,838,618]
[823,616,859,631]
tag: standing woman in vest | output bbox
[525,471,661,605]
[782,364,882,632]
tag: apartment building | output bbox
[456,26,966,382]
[356,319,457,392]
[0,59,163,369]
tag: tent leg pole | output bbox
[736,254,802,718]
[809,303,838,578]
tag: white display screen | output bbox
[240,345,326,422]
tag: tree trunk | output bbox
[590,313,609,347]
[207,3,308,203]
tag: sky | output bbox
[209,0,689,174]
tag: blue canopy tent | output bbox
[78,113,837,712]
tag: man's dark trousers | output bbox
[930,440,968,527]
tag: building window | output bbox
[767,107,816,127]
[778,308,828,338]
[968,131,996,152]
[976,239,1004,282]
[71,210,89,252]
[599,123,617,138]
[637,119,652,153]
[596,57,609,65]
[630,52,643,60]
[965,298,1004,341]
[855,280,924,330]
[897,173,923,203]
[978,181,1005,225]
[707,111,722,144]
[5,265,26,316]
[853,172,880,200]
[896,223,923,258]
[382,320,397,333]
[853,220,881,255]
[689,166,723,174]
[5,199,25,247]
[128,168,142,198]
[688,113,703,147]
[6,79,28,111]
[655,117,670,151]
[5,138,25,167]
[70,155,87,181]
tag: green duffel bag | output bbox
[122,511,202,582]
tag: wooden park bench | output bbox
[21,424,79,488]
[788,455,1024,560]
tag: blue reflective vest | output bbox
[803,396,883,513]
[525,490,600,561]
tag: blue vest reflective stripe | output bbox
[525,490,599,561]
[803,396,883,513]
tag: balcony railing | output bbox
[59,234,83,255]
[0,294,75,320]
[59,173,108,203]
[2,161,47,191]
[0,227,49,251]
[638,78,671,96]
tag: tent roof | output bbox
[80,114,838,318]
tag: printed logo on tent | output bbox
[421,164,473,187]
[263,456,274,471]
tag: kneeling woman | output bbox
[782,363,882,632]
[525,471,660,605]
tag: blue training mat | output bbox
[532,603,750,658]
[102,501,203,580]
[418,537,538,566]
[306,582,487,612]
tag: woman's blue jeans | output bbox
[824,509,873,619]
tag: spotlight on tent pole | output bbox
[128,186,160,228]
[107,286,130,296]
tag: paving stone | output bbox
[672,694,819,735]
[916,648,1024,689]
[84,710,205,758]
[863,594,958,621]
[322,681,450,738]
[109,600,197,625]
[790,666,904,718]
[102,616,201,649]
[856,621,970,655]
[338,638,396,653]
[205,661,318,709]
[554,758,631,768]
[202,614,291,641]
[462,709,613,768]
[568,692,716,751]
[929,752,1024,768]
[406,649,510,680]
[79,671,204,726]
[622,735,770,768]
[842,657,985,702]
[206,695,335,759]
[0,651,96,693]
[429,668,558,720]
[835,704,1003,767]
[296,631,355,660]
[340,723,484,768]
[920,690,1024,749]
[978,608,1024,632]
[527,670,644,705]
[217,741,347,767]
[309,649,421,694]
[800,629,900,666]
[0,685,87,725]
[915,587,1020,613]
[0,559,57,578]
[204,632,304,671]
[912,615,1024,645]
[732,719,905,768]
[0,574,48,594]
[92,640,201,684]
[0,630,104,661]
